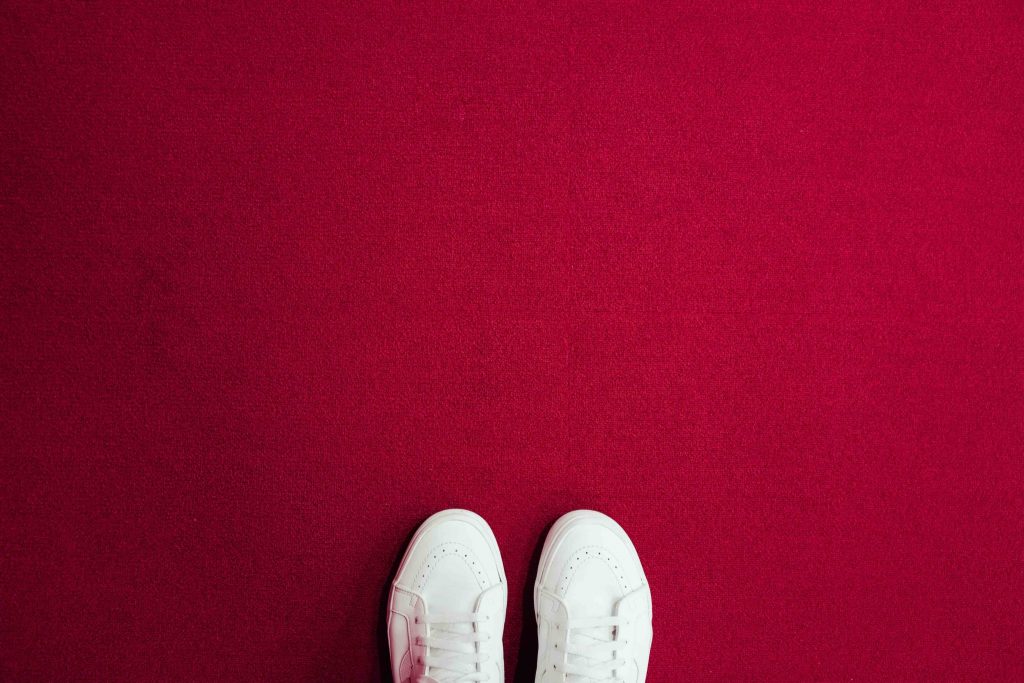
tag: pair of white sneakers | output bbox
[387,509,653,683]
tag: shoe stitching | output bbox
[414,541,490,592]
[556,545,631,596]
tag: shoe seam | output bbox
[415,541,489,592]
[556,544,632,596]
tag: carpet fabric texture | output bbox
[3,2,1023,681]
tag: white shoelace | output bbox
[414,612,492,682]
[558,615,629,682]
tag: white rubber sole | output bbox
[533,509,647,623]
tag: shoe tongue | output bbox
[431,585,504,666]
[425,618,474,682]
[566,611,616,677]
[563,560,621,679]
[573,621,614,648]
[421,561,494,682]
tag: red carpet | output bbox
[3,2,1023,681]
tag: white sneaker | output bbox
[534,511,653,683]
[388,509,507,683]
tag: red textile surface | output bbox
[3,2,1023,681]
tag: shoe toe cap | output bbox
[539,511,647,602]
[394,510,505,601]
